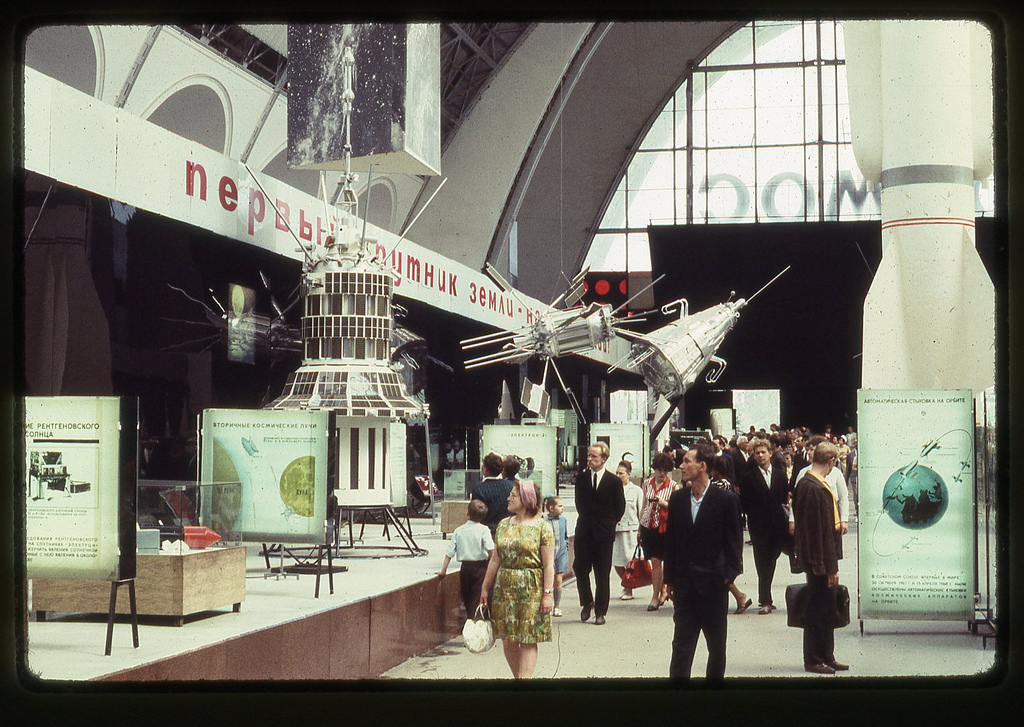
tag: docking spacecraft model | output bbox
[461,263,788,431]
[613,266,790,400]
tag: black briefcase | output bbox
[785,583,851,629]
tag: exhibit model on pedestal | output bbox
[204,26,437,567]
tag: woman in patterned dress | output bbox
[480,479,555,679]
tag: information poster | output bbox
[389,423,409,508]
[24,396,122,581]
[732,389,781,432]
[481,425,557,498]
[590,422,650,480]
[200,408,329,542]
[857,390,975,620]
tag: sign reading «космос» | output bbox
[857,389,975,620]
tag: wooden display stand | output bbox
[441,500,470,537]
[33,545,246,627]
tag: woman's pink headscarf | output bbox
[517,480,538,513]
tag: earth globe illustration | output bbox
[881,463,949,529]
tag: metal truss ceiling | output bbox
[439,22,534,150]
[178,22,535,152]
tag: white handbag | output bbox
[462,605,495,653]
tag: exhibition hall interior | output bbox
[13,18,1009,686]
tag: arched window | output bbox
[24,25,97,97]
[147,84,227,154]
[585,19,996,272]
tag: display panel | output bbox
[732,388,781,432]
[24,396,123,581]
[589,422,650,480]
[200,408,329,542]
[481,425,557,498]
[857,389,975,620]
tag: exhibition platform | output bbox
[23,513,468,682]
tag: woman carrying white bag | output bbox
[479,480,555,679]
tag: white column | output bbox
[845,20,994,391]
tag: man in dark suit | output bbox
[574,441,626,625]
[739,437,791,614]
[664,440,743,682]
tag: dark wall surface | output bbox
[647,219,999,432]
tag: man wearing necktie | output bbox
[739,438,790,614]
[573,442,625,625]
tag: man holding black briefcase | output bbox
[792,441,850,675]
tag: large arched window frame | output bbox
[585,19,996,273]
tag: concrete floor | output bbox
[381,520,998,681]
[18,507,998,685]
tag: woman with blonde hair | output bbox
[480,480,555,678]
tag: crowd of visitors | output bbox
[444,423,856,679]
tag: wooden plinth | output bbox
[33,545,246,626]
[440,500,470,535]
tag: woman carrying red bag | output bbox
[612,460,645,600]
[638,451,679,611]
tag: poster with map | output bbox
[200,409,329,542]
[857,389,974,620]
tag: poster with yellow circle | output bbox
[199,409,329,541]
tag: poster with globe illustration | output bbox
[199,409,329,542]
[857,390,974,620]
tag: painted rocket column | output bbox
[844,20,994,390]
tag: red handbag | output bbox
[621,544,653,589]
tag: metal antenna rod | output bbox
[385,177,449,259]
[611,273,666,316]
[746,265,791,305]
[244,165,316,267]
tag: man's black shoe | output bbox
[594,615,606,625]
[581,603,593,622]
[826,660,850,671]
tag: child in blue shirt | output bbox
[544,495,570,617]
[437,500,494,619]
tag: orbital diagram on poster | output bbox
[857,389,974,620]
[24,396,122,581]
[200,408,329,542]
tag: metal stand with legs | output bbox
[104,579,140,656]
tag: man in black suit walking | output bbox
[739,438,791,614]
[574,441,626,625]
[664,440,743,682]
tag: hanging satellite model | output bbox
[460,265,661,422]
[461,258,788,433]
[609,266,789,438]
